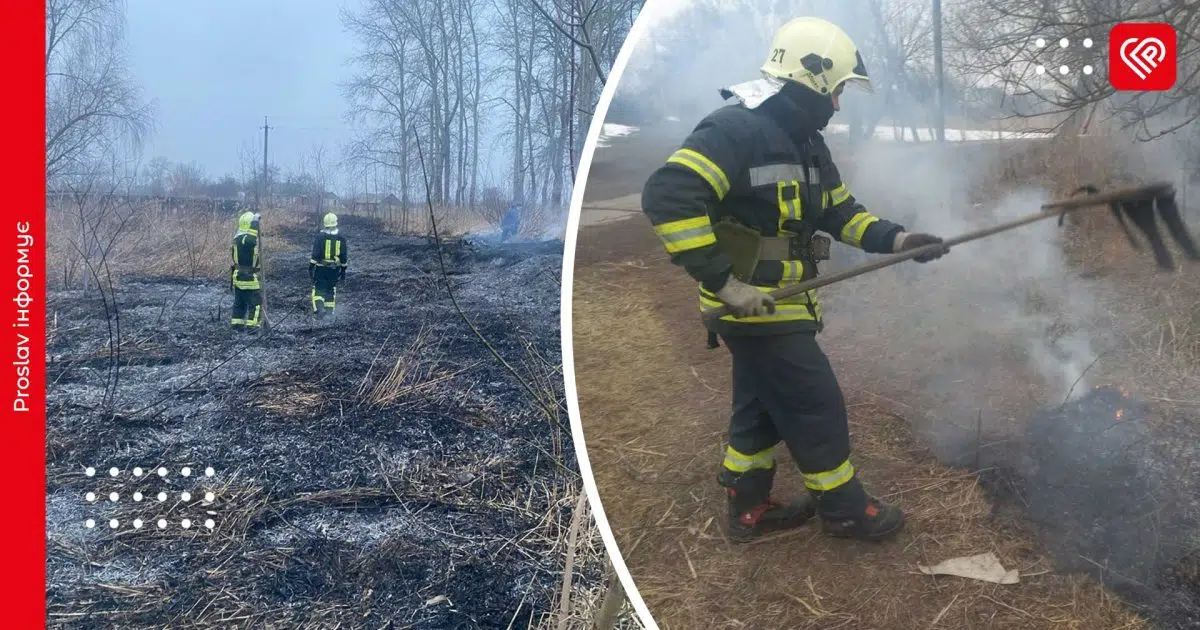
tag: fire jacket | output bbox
[231,232,260,291]
[310,232,348,270]
[641,94,906,337]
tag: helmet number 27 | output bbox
[770,48,785,63]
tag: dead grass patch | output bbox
[571,256,1145,629]
[46,203,312,290]
[249,372,326,417]
[355,324,478,409]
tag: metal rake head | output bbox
[1068,182,1200,271]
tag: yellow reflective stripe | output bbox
[781,260,805,281]
[828,183,851,206]
[776,180,802,227]
[324,239,332,260]
[667,149,731,200]
[722,445,775,473]
[802,459,855,491]
[230,318,245,324]
[334,240,341,259]
[698,293,817,323]
[840,212,879,248]
[653,215,717,253]
[246,306,261,326]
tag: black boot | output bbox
[718,467,817,543]
[812,477,905,542]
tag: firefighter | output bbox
[641,17,950,543]
[501,202,522,242]
[309,212,348,320]
[230,210,263,332]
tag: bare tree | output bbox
[45,0,153,185]
[168,161,207,197]
[947,0,1200,140]
[303,143,332,214]
[50,157,141,408]
[343,0,641,229]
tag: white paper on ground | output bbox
[918,552,1020,585]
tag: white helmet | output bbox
[760,17,872,96]
[323,212,338,229]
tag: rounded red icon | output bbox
[1108,22,1177,91]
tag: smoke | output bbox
[610,0,1200,456]
[602,1,1200,620]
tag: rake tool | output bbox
[702,182,1200,323]
[257,215,272,333]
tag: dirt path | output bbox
[572,215,1146,629]
[45,215,586,628]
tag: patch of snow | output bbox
[596,123,639,148]
[823,123,1055,142]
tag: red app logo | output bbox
[1109,23,1176,91]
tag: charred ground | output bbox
[45,214,589,628]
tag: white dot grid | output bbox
[1032,34,1099,75]
[82,465,221,530]
[82,516,220,531]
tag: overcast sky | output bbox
[126,0,361,179]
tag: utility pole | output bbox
[260,116,271,209]
[933,0,945,143]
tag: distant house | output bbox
[350,193,401,216]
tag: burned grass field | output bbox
[45,214,596,628]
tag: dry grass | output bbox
[354,324,478,409]
[357,202,564,239]
[249,372,326,417]
[46,202,312,290]
[571,244,1148,629]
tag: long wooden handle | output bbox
[701,182,1174,322]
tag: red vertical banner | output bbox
[1,1,46,626]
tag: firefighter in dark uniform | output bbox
[230,210,263,332]
[309,212,348,319]
[641,17,950,543]
[501,202,522,242]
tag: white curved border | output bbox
[561,5,660,630]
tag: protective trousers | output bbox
[719,331,870,519]
[231,288,263,329]
[311,266,340,318]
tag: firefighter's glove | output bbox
[715,276,775,318]
[895,232,949,263]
